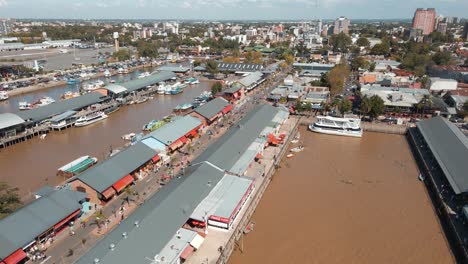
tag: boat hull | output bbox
[75,114,108,127]
[308,124,362,138]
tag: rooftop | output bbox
[0,113,25,130]
[217,63,264,72]
[193,97,230,120]
[118,71,176,92]
[144,115,202,146]
[237,71,264,88]
[417,117,468,195]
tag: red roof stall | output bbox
[101,187,116,200]
[2,249,26,264]
[180,245,195,261]
[152,155,160,163]
[54,209,81,230]
[222,104,233,114]
[112,175,134,193]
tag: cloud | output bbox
[0,0,7,7]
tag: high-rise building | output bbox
[437,23,447,34]
[412,8,436,35]
[462,22,468,40]
[0,19,12,35]
[333,17,350,34]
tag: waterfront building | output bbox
[190,97,232,126]
[412,8,436,35]
[217,63,264,74]
[102,71,176,97]
[333,16,350,35]
[0,113,26,138]
[0,188,86,264]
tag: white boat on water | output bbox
[104,69,111,77]
[0,91,8,101]
[18,101,33,110]
[157,85,166,94]
[290,146,304,153]
[122,133,136,141]
[75,111,108,127]
[165,85,173,95]
[309,116,363,138]
[19,96,55,110]
[84,80,105,91]
[138,72,151,78]
[117,68,124,74]
[57,155,98,175]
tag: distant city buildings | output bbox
[333,16,350,34]
[412,8,436,35]
[463,22,468,41]
[0,18,13,35]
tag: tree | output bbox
[112,49,131,61]
[416,94,433,115]
[245,51,262,64]
[0,182,22,219]
[326,63,350,96]
[369,62,376,72]
[370,42,390,55]
[432,51,455,66]
[223,56,240,63]
[205,60,219,76]
[283,53,294,65]
[368,95,385,119]
[136,40,158,58]
[338,99,352,116]
[350,56,369,71]
[329,32,352,52]
[211,82,223,95]
[356,37,370,48]
[360,95,371,116]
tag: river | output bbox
[0,78,212,198]
[229,126,453,264]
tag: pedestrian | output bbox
[94,204,97,210]
[121,214,124,221]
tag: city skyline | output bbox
[0,0,468,20]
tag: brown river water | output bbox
[0,81,211,198]
[229,126,454,264]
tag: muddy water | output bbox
[0,81,211,197]
[229,126,453,264]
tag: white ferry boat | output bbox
[0,91,8,101]
[309,116,363,138]
[75,111,108,127]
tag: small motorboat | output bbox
[290,146,304,153]
[286,154,294,158]
[122,133,136,141]
[418,174,425,181]
[291,139,299,144]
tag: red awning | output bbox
[169,139,183,151]
[255,153,263,159]
[180,246,194,260]
[3,249,26,264]
[186,128,198,137]
[54,209,81,230]
[113,175,134,193]
[180,136,188,144]
[152,155,160,163]
[222,104,233,114]
[101,187,116,200]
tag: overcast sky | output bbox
[0,0,467,20]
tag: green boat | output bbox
[57,155,98,177]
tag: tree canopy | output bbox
[112,49,131,61]
[329,32,352,53]
[205,60,219,75]
[356,37,370,48]
[350,56,369,71]
[136,40,158,58]
[432,51,456,66]
[0,182,22,220]
[326,63,350,95]
[211,82,223,95]
[244,51,263,64]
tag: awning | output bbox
[180,136,188,144]
[152,155,160,163]
[255,153,263,159]
[190,234,205,250]
[54,209,81,230]
[112,174,134,193]
[3,249,26,264]
[180,246,194,260]
[186,128,198,137]
[222,104,233,114]
[101,187,116,200]
[169,139,183,151]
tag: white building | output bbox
[429,78,458,92]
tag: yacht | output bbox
[187,77,199,85]
[75,111,108,127]
[123,68,129,74]
[164,85,173,95]
[117,68,124,74]
[18,101,33,110]
[0,91,8,101]
[35,96,55,107]
[157,83,166,94]
[104,69,111,77]
[309,116,363,138]
[83,80,105,91]
[138,72,151,78]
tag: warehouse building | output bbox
[190,97,232,125]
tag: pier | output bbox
[0,125,50,149]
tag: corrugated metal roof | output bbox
[156,228,197,263]
[16,92,104,122]
[144,116,201,146]
[191,175,253,222]
[193,97,230,120]
[105,84,128,94]
[0,113,25,130]
[76,163,225,264]
[49,110,77,122]
[238,71,263,87]
[193,104,282,171]
[77,143,157,193]
[120,72,176,92]
[218,63,264,72]
[0,188,86,259]
[158,66,190,73]
[417,117,468,194]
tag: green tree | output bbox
[356,37,370,48]
[369,62,376,72]
[283,53,294,65]
[368,95,385,119]
[0,182,22,219]
[432,51,455,66]
[338,99,352,116]
[205,60,219,76]
[463,101,468,112]
[211,82,223,95]
[370,42,390,55]
[329,32,352,52]
[112,49,131,61]
[416,94,433,115]
[360,95,371,116]
[136,40,158,58]
[350,56,369,71]
[326,63,350,96]
[245,51,262,64]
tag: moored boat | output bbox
[75,111,108,127]
[104,69,111,77]
[187,77,199,85]
[0,91,8,101]
[57,155,98,177]
[138,72,151,78]
[309,116,362,138]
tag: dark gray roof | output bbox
[417,116,468,194]
[218,63,264,72]
[193,97,230,120]
[144,116,201,146]
[76,163,225,264]
[16,92,104,122]
[158,66,190,73]
[120,72,176,92]
[193,104,280,171]
[49,110,77,122]
[224,83,243,94]
[0,188,86,259]
[77,143,157,193]
[238,71,264,87]
[0,113,25,130]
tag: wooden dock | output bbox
[0,125,50,149]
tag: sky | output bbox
[0,0,467,20]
